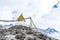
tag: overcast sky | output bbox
[0,0,57,19]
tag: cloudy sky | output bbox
[0,0,60,31]
[0,0,57,19]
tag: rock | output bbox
[0,25,57,40]
[15,34,25,40]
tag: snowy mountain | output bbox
[36,28,60,40]
[44,28,58,34]
[43,28,60,40]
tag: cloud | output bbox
[40,7,60,31]
[0,0,57,19]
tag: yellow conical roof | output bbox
[17,13,25,21]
